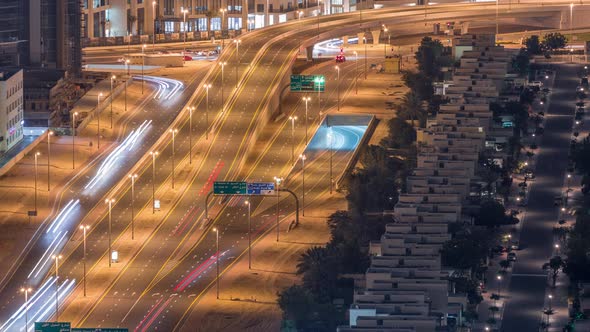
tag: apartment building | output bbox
[0,69,24,152]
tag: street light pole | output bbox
[303,96,310,144]
[124,59,130,114]
[20,287,32,330]
[152,1,157,51]
[129,174,138,240]
[220,9,227,52]
[150,151,158,214]
[289,116,297,162]
[213,227,220,299]
[245,200,252,269]
[204,84,211,139]
[170,129,178,189]
[34,152,40,213]
[79,225,89,296]
[335,65,340,111]
[105,198,114,267]
[189,106,194,164]
[300,154,306,216]
[274,176,283,242]
[233,39,241,88]
[220,62,226,113]
[110,75,115,129]
[570,3,574,37]
[71,112,78,169]
[354,51,358,94]
[142,44,146,94]
[182,8,188,59]
[328,127,333,194]
[364,36,367,79]
[52,254,62,321]
[47,130,53,191]
[97,92,103,149]
[495,0,499,38]
[383,26,388,57]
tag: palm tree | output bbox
[396,91,425,127]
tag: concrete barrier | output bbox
[0,133,47,177]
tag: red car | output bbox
[183,55,193,61]
[335,54,346,63]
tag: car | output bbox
[183,55,193,61]
[335,54,346,63]
[581,77,589,87]
[509,243,520,251]
[524,169,535,179]
[508,252,517,261]
[554,195,563,206]
[577,85,586,92]
[492,245,506,254]
[577,101,585,107]
[542,87,551,93]
[529,81,543,87]
[537,111,545,117]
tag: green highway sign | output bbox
[290,75,325,92]
[213,181,247,195]
[72,329,129,332]
[34,322,71,332]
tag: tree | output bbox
[542,32,568,51]
[475,200,509,228]
[505,101,529,137]
[500,259,510,271]
[512,48,530,75]
[402,70,434,102]
[543,255,566,287]
[564,214,590,281]
[523,35,543,55]
[396,91,425,127]
[415,36,446,79]
[380,117,416,149]
[572,136,590,174]
[296,246,338,302]
[278,284,316,327]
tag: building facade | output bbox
[0,69,24,152]
[82,0,369,39]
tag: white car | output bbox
[529,81,543,87]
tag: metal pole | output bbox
[301,154,306,216]
[130,174,136,239]
[329,126,333,194]
[205,85,210,140]
[336,66,340,111]
[221,63,226,112]
[107,199,113,267]
[72,113,77,169]
[214,228,219,299]
[189,107,193,164]
[80,225,88,296]
[97,93,102,148]
[170,129,176,189]
[152,1,156,51]
[34,153,38,213]
[304,97,309,144]
[53,255,61,321]
[22,289,30,330]
[142,45,145,94]
[364,37,367,79]
[110,76,114,130]
[274,177,282,242]
[151,152,157,214]
[289,116,296,162]
[47,131,52,191]
[246,200,251,269]
[124,60,129,115]
[355,52,358,94]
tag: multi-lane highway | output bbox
[0,1,579,331]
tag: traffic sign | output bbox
[34,322,71,332]
[213,181,247,195]
[290,75,325,92]
[72,328,129,332]
[247,182,275,195]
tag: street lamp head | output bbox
[73,112,78,116]
[555,244,560,248]
[497,275,502,281]
[128,173,138,179]
[549,294,553,299]
[150,151,158,156]
[21,287,32,293]
[126,59,130,64]
[152,0,156,5]
[204,83,212,89]
[274,176,283,184]
[105,198,115,204]
[335,65,340,71]
[213,227,218,232]
[245,200,250,206]
[300,154,306,160]
[568,174,572,178]
[111,75,116,80]
[169,128,178,134]
[52,254,62,260]
[48,130,54,136]
[289,115,297,120]
[561,207,566,212]
[79,224,90,230]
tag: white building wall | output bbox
[0,70,24,152]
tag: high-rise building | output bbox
[0,69,24,152]
[0,0,82,77]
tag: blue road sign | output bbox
[247,182,276,195]
[34,322,71,332]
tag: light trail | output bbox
[84,120,152,191]
[25,279,76,332]
[0,277,54,332]
[28,231,69,280]
[45,199,79,234]
[137,76,184,100]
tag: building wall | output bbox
[0,70,24,152]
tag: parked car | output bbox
[577,101,585,107]
[529,81,543,87]
[335,54,346,63]
[508,252,517,261]
[183,55,193,61]
[524,169,535,179]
